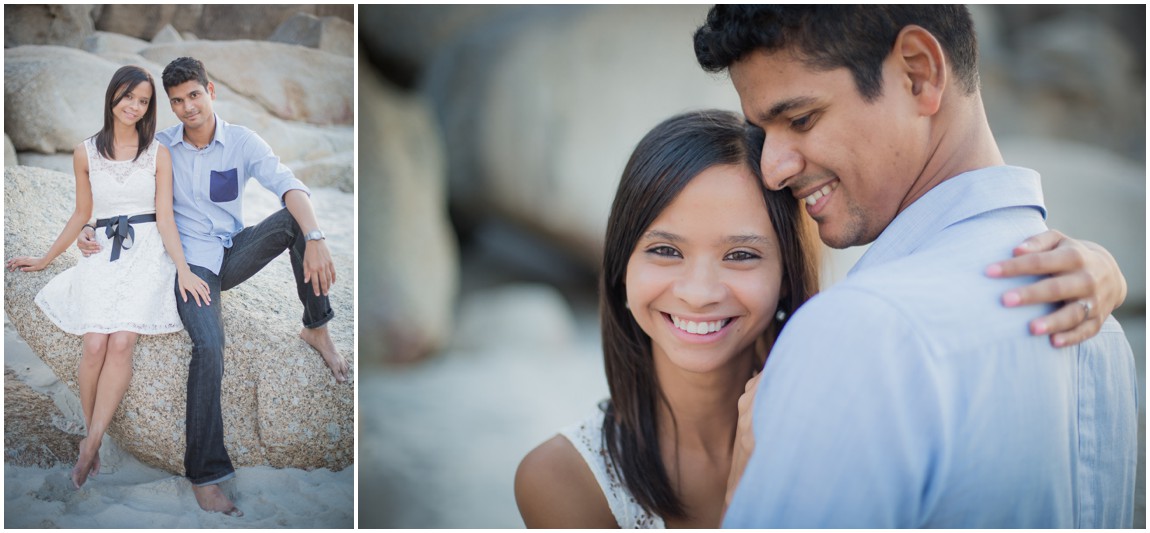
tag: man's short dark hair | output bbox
[693,5,980,101]
[161,56,211,93]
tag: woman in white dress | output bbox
[514,110,1129,528]
[7,65,210,489]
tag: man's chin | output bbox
[817,221,862,250]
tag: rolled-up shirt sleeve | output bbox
[241,130,310,204]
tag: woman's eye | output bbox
[725,250,761,261]
[647,246,681,258]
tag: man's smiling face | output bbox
[730,49,927,249]
[167,79,216,131]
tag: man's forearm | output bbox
[283,189,321,233]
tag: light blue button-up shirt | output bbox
[156,114,310,275]
[724,166,1138,528]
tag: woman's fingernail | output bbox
[1032,320,1047,335]
[986,264,1003,277]
[1003,291,1021,307]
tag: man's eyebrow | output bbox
[760,96,819,123]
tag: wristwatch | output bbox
[305,229,326,241]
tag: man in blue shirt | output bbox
[79,57,349,516]
[693,6,1138,527]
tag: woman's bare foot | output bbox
[193,483,243,517]
[300,326,349,383]
[71,437,100,489]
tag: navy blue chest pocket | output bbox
[210,168,240,202]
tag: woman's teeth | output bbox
[671,315,730,335]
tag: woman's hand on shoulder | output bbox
[515,435,617,528]
[6,256,49,272]
[987,229,1126,347]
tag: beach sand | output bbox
[4,183,355,528]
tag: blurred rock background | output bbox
[361,4,1145,528]
[4,4,353,477]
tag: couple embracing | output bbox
[7,57,350,517]
[517,5,1137,528]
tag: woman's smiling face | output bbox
[111,81,152,128]
[625,163,783,375]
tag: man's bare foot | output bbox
[193,483,243,517]
[71,437,99,489]
[300,326,349,383]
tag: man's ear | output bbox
[207,81,216,99]
[893,25,946,116]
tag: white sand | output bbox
[4,183,355,528]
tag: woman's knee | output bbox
[81,334,109,361]
[106,332,138,362]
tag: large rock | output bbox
[14,152,71,173]
[452,284,576,351]
[4,134,16,167]
[94,5,352,43]
[288,151,353,192]
[981,9,1145,162]
[4,165,354,474]
[424,5,741,266]
[269,13,353,57]
[92,4,184,43]
[141,41,353,125]
[359,5,524,85]
[5,44,349,175]
[151,24,185,45]
[81,31,150,56]
[4,46,120,154]
[359,58,458,363]
[4,368,83,468]
[4,5,96,49]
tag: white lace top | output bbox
[559,409,666,529]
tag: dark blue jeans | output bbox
[176,208,334,485]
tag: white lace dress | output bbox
[35,137,182,335]
[559,409,666,528]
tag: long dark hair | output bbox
[599,109,820,519]
[93,65,157,162]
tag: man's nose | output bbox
[760,135,803,192]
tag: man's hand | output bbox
[77,226,101,257]
[986,229,1127,347]
[303,239,336,296]
[725,370,763,518]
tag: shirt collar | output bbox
[170,113,228,148]
[850,166,1047,275]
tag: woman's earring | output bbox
[775,309,787,323]
[624,301,630,309]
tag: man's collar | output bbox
[172,113,228,148]
[849,166,1046,276]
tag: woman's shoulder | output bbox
[515,433,617,528]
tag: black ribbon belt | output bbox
[95,214,157,261]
